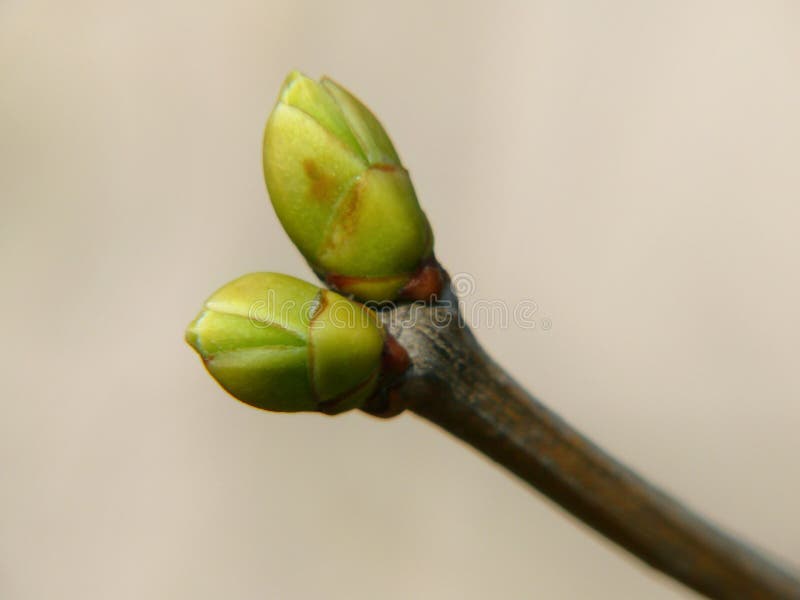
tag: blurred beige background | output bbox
[2,1,799,598]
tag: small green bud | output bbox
[185,272,387,414]
[263,71,435,302]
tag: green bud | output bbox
[263,71,434,302]
[185,272,386,414]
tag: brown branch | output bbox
[365,282,800,599]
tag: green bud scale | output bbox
[185,272,387,414]
[263,72,437,302]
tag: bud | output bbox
[263,71,437,302]
[185,272,387,414]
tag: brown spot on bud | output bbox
[325,272,361,290]
[371,163,400,173]
[336,183,361,234]
[324,271,403,296]
[303,159,336,203]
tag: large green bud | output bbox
[185,272,387,414]
[263,72,438,302]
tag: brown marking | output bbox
[325,271,398,290]
[317,180,363,256]
[381,333,410,376]
[326,273,361,290]
[302,159,336,202]
[336,184,361,236]
[398,260,444,301]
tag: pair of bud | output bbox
[187,73,436,414]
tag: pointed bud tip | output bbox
[184,314,205,357]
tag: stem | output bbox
[372,285,800,599]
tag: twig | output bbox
[365,281,800,599]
